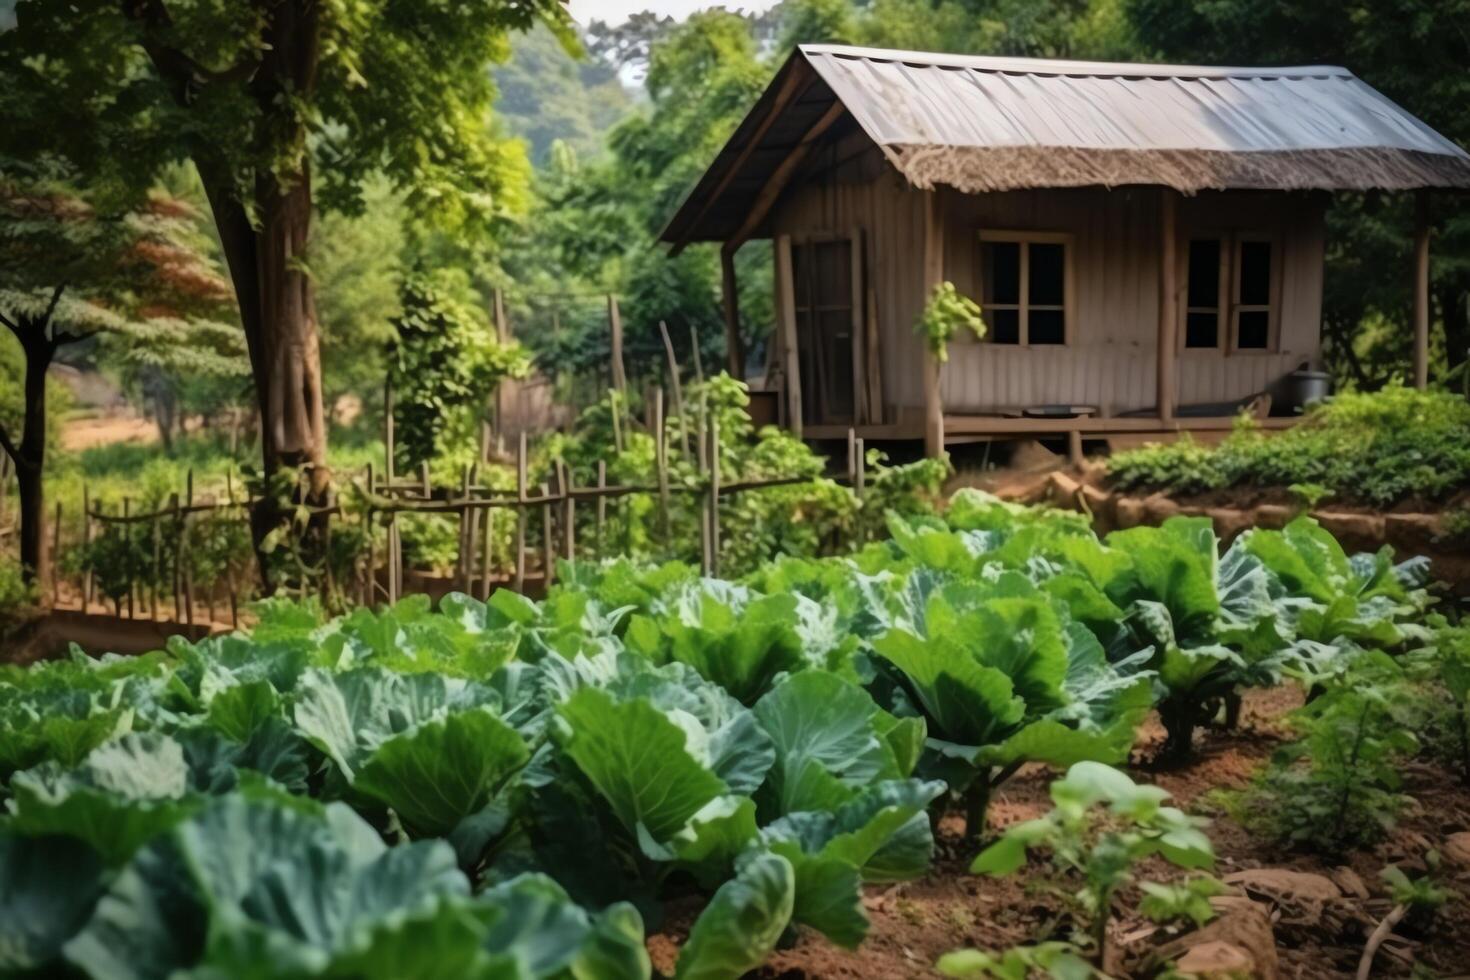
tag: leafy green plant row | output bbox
[0,489,1437,978]
[1108,385,1470,506]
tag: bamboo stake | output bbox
[610,391,624,453]
[82,484,93,610]
[659,320,690,457]
[364,463,375,605]
[595,460,607,560]
[150,511,162,621]
[420,461,431,500]
[708,415,721,577]
[559,460,575,562]
[169,494,182,621]
[463,465,480,594]
[514,432,527,594]
[540,481,554,588]
[608,294,626,395]
[123,497,133,619]
[690,324,705,385]
[654,389,671,547]
[182,470,195,626]
[854,436,867,546]
[456,465,471,586]
[480,503,494,600]
[385,377,396,484]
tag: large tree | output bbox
[0,0,571,545]
[0,164,237,583]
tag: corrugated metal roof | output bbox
[661,46,1470,245]
[801,45,1468,161]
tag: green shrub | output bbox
[964,762,1215,964]
[0,556,37,640]
[1231,653,1422,854]
[1109,386,1470,506]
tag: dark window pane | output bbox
[812,240,852,306]
[983,241,1021,305]
[1185,312,1218,348]
[988,308,1020,344]
[1187,240,1220,308]
[1029,243,1065,306]
[791,244,809,309]
[1029,309,1065,345]
[1237,311,1270,349]
[1239,241,1272,306]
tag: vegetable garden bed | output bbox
[2,489,1466,979]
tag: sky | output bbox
[567,1,779,25]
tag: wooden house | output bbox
[661,46,1470,457]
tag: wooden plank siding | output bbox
[770,170,1326,424]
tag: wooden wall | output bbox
[770,169,1326,419]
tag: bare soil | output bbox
[648,687,1470,979]
[60,413,160,452]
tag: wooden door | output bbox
[792,236,856,425]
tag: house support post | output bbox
[922,189,945,458]
[1156,188,1178,424]
[1413,189,1431,389]
[776,234,803,438]
[720,246,745,379]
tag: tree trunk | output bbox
[142,0,328,573]
[10,326,53,585]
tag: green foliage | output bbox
[938,942,1102,979]
[389,270,531,473]
[1137,875,1227,928]
[917,281,986,362]
[970,762,1214,959]
[1406,618,1470,784]
[1109,386,1470,507]
[1232,656,1422,854]
[0,489,1437,978]
[0,555,37,639]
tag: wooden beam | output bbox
[1157,188,1178,423]
[776,234,803,438]
[727,99,847,254]
[942,414,1301,436]
[673,64,813,256]
[921,189,945,458]
[1413,189,1431,389]
[719,246,745,379]
[849,225,868,425]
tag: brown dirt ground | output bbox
[647,686,1470,979]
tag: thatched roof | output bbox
[663,45,1470,246]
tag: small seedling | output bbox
[965,762,1214,964]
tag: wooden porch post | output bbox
[776,234,803,438]
[1157,188,1178,423]
[720,246,745,380]
[922,189,945,458]
[1413,190,1431,389]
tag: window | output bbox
[1235,239,1273,349]
[1181,234,1277,352]
[978,232,1071,345]
[1184,239,1223,348]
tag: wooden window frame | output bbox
[1177,230,1283,356]
[973,230,1075,347]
